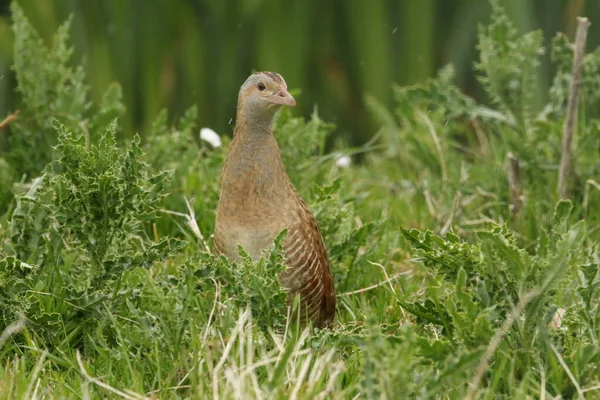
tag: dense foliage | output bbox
[2,1,600,398]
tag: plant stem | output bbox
[0,110,20,131]
[507,152,522,215]
[557,17,591,199]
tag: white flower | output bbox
[200,127,222,148]
[335,154,351,168]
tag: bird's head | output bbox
[237,72,296,120]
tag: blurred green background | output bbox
[0,0,597,144]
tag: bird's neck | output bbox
[222,112,291,196]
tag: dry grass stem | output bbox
[0,110,19,131]
[472,119,490,158]
[76,350,148,400]
[161,196,211,253]
[558,17,591,198]
[340,271,410,297]
[550,343,584,399]
[24,351,47,400]
[0,316,26,350]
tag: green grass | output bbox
[2,1,600,398]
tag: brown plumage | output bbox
[214,72,335,327]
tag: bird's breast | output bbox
[215,172,296,261]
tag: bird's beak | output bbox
[269,87,296,107]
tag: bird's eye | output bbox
[257,82,266,91]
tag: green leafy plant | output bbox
[2,2,600,399]
[1,123,183,338]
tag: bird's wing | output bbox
[280,197,336,327]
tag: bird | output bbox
[214,71,336,328]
